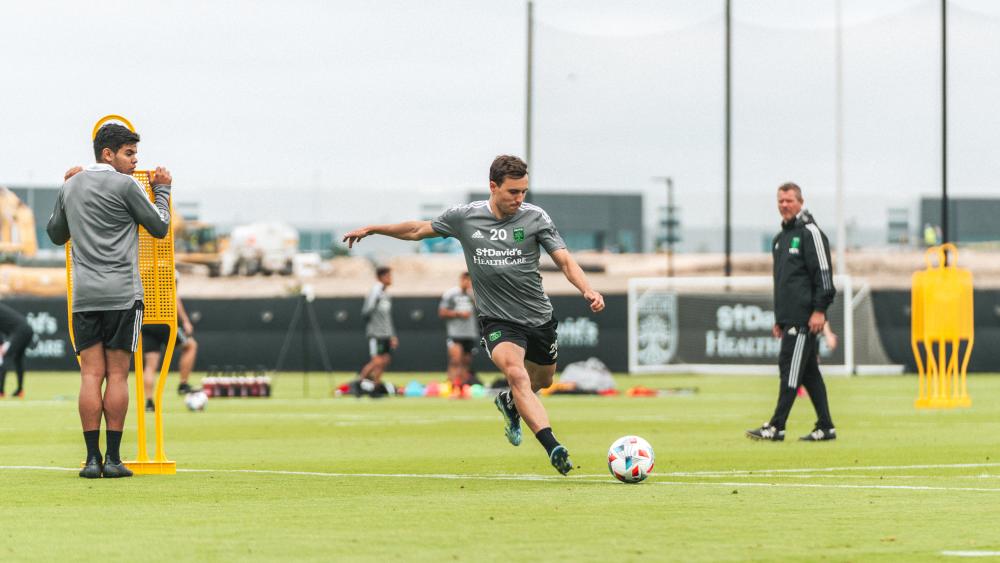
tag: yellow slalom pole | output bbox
[133,347,150,462]
[154,324,178,463]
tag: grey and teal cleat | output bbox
[549,445,573,475]
[493,391,522,446]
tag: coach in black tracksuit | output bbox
[747,182,837,442]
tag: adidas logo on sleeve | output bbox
[471,230,484,239]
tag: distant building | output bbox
[468,191,644,253]
[920,197,1000,244]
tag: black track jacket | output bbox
[772,211,836,327]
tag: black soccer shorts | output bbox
[446,337,478,354]
[368,337,393,357]
[141,323,189,353]
[72,301,144,354]
[479,317,558,366]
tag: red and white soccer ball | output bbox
[608,435,655,483]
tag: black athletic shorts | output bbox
[72,301,144,354]
[368,337,393,357]
[479,317,558,366]
[447,337,477,354]
[141,323,189,352]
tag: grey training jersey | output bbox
[46,164,171,312]
[439,286,478,339]
[362,282,395,338]
[432,200,566,327]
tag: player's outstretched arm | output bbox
[342,220,437,248]
[549,248,605,313]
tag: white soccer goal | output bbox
[627,275,901,376]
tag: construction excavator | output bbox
[0,186,66,297]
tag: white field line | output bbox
[647,480,1000,493]
[662,462,1000,477]
[4,463,1000,493]
[941,551,1000,557]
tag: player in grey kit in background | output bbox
[439,272,479,388]
[48,123,172,478]
[343,155,604,475]
[357,266,397,390]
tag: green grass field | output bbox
[3,371,1000,562]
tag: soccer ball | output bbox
[608,435,655,483]
[184,390,208,412]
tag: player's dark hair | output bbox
[93,124,140,161]
[460,272,470,278]
[778,182,803,202]
[489,155,528,186]
[375,266,391,278]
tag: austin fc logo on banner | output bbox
[636,290,678,365]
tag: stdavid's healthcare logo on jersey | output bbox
[473,247,527,266]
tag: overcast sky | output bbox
[2,0,999,250]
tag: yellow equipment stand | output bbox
[911,243,973,409]
[67,114,177,474]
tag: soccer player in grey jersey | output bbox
[358,266,397,388]
[344,155,604,475]
[48,123,172,479]
[439,272,479,388]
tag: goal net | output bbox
[627,276,899,375]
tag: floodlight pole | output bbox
[724,0,732,277]
[653,176,676,277]
[834,0,846,276]
[941,0,949,247]
[525,0,534,203]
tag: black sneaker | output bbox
[145,398,155,413]
[102,460,133,478]
[745,424,785,442]
[493,391,522,446]
[177,382,193,395]
[799,428,837,442]
[549,445,573,475]
[79,456,102,479]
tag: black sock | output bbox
[535,427,560,456]
[105,430,123,464]
[83,430,101,461]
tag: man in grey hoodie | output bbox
[48,123,172,479]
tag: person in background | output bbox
[439,272,480,389]
[141,292,199,411]
[0,302,34,399]
[357,266,396,390]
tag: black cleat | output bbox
[79,456,102,479]
[102,460,133,478]
[177,382,193,395]
[145,398,155,413]
[799,428,837,442]
[746,424,785,442]
[549,445,573,475]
